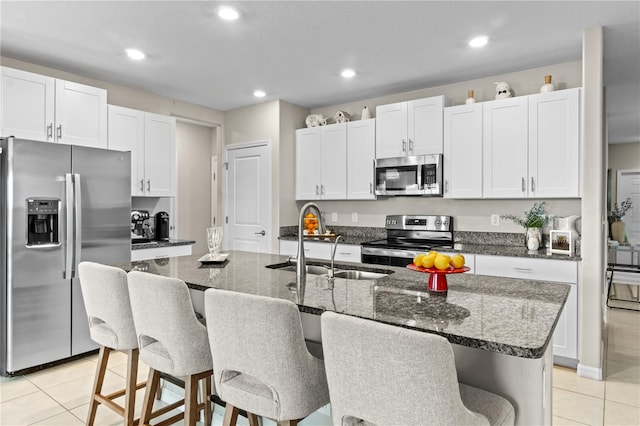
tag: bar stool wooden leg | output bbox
[185,374,199,426]
[222,403,240,426]
[203,374,213,426]
[87,346,111,426]
[277,420,300,426]
[140,368,161,426]
[247,412,260,426]
[124,348,140,426]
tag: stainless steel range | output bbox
[361,215,454,266]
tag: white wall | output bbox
[176,121,216,254]
[608,142,640,205]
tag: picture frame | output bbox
[550,230,572,255]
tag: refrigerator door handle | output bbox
[65,173,74,279]
[73,173,82,278]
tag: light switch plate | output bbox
[331,212,338,222]
[352,212,358,222]
[491,214,500,226]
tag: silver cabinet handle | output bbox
[56,125,62,141]
[370,182,373,194]
[402,139,407,153]
[531,177,535,192]
[254,230,266,236]
[147,179,151,191]
[408,139,414,153]
[521,177,526,192]
[316,185,319,195]
[445,180,449,193]
[47,123,53,140]
[514,267,533,272]
[321,184,325,195]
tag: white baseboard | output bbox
[577,363,603,380]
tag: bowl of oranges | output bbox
[407,251,469,293]
[303,213,319,235]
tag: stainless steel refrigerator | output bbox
[1,137,131,375]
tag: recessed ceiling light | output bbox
[253,90,266,98]
[469,36,489,48]
[125,48,145,60]
[218,6,240,21]
[341,68,356,78]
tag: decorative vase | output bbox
[361,106,371,120]
[525,227,542,251]
[465,90,476,104]
[611,220,626,244]
[540,75,555,93]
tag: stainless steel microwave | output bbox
[374,154,443,196]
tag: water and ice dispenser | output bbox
[26,198,60,247]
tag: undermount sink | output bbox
[332,270,389,280]
[266,263,329,275]
[265,262,392,280]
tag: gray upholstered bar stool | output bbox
[127,271,213,426]
[321,311,515,426]
[204,288,330,426]
[78,261,145,426]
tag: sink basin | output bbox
[266,263,329,275]
[332,270,389,280]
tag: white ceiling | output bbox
[1,1,638,143]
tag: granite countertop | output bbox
[122,250,569,359]
[131,239,196,250]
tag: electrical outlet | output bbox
[491,214,500,226]
[352,212,358,223]
[331,212,338,222]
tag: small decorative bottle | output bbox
[361,106,371,120]
[540,75,555,93]
[465,90,476,104]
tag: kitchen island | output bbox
[122,250,570,425]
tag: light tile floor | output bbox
[1,308,639,425]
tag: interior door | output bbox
[224,142,271,253]
[617,169,640,244]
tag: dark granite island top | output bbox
[122,250,569,360]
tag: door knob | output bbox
[254,230,266,236]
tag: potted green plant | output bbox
[607,197,632,243]
[501,202,552,250]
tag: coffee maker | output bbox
[131,210,151,243]
[155,211,170,241]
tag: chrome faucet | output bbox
[329,235,344,279]
[296,202,326,278]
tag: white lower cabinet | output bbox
[131,244,192,261]
[475,255,578,362]
[279,240,360,263]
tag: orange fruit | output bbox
[413,253,426,265]
[450,254,465,269]
[421,253,437,268]
[305,213,315,219]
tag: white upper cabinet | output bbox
[108,105,176,197]
[482,89,581,199]
[482,97,529,198]
[0,67,107,148]
[295,127,323,200]
[376,96,450,159]
[443,103,483,198]
[1,67,54,141]
[54,79,107,148]
[528,88,580,198]
[295,123,347,200]
[144,112,176,197]
[347,119,376,200]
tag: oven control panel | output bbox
[385,215,452,231]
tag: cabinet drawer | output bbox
[279,240,332,260]
[475,255,577,283]
[131,244,192,261]
[334,245,361,263]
